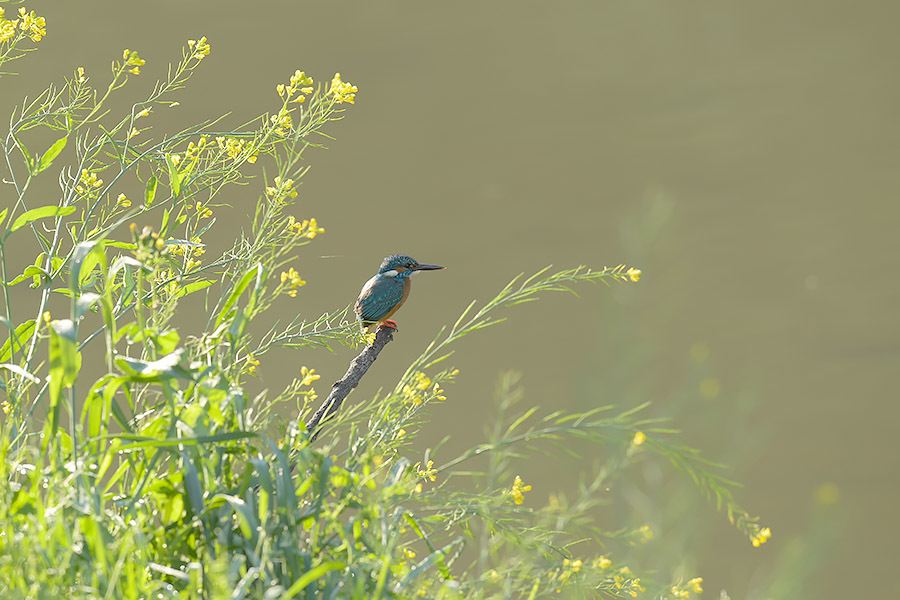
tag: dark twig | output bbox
[305,325,395,440]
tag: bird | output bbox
[354,254,445,332]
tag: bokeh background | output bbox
[10,1,900,597]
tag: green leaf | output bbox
[155,329,180,355]
[0,319,36,363]
[0,207,8,228]
[144,176,158,207]
[75,292,101,320]
[171,279,213,299]
[69,241,97,291]
[282,562,347,599]
[216,266,258,327]
[34,136,68,174]
[165,154,185,198]
[0,363,40,384]
[10,206,76,232]
[115,349,185,381]
[15,136,32,171]
[8,265,46,286]
[48,318,82,431]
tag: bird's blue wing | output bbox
[355,275,404,323]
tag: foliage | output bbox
[0,13,767,599]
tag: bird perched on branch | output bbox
[354,254,445,332]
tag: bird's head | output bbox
[378,254,445,277]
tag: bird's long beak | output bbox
[413,264,445,271]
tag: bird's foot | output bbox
[379,320,398,331]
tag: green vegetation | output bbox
[0,13,767,599]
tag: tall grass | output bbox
[0,18,767,599]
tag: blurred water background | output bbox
[8,1,899,597]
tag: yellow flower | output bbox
[246,355,260,374]
[128,128,140,139]
[506,475,532,505]
[271,111,293,135]
[187,36,210,60]
[396,428,407,439]
[76,67,86,83]
[594,556,612,569]
[626,267,641,282]
[689,577,703,593]
[639,524,654,541]
[286,216,325,239]
[280,267,306,297]
[116,193,131,208]
[195,203,213,219]
[17,8,46,42]
[632,431,646,446]
[1,400,11,414]
[0,16,18,44]
[403,548,416,560]
[329,73,358,104]
[304,217,324,238]
[267,176,297,199]
[563,558,582,573]
[299,366,320,386]
[416,459,437,482]
[751,526,772,547]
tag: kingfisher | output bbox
[354,254,445,331]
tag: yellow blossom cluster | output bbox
[191,202,213,219]
[1,400,11,414]
[632,431,647,446]
[187,36,210,61]
[122,48,145,75]
[563,558,582,573]
[266,176,298,199]
[245,355,260,375]
[116,193,131,208]
[280,267,306,297]
[403,548,416,560]
[215,136,258,164]
[415,459,437,482]
[670,577,704,598]
[167,236,204,258]
[594,556,612,569]
[299,366,320,387]
[76,169,103,197]
[505,475,532,505]
[131,224,167,262]
[0,7,46,43]
[611,264,642,283]
[611,567,646,598]
[277,69,315,103]
[328,73,358,104]
[750,525,772,547]
[638,524,654,542]
[401,371,447,406]
[286,216,325,239]
[0,9,18,43]
[270,110,293,136]
[183,136,207,162]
